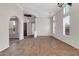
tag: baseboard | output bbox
[52,34,79,49]
[0,45,9,52]
[9,38,19,39]
[37,35,51,37]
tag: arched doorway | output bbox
[9,16,19,45]
[24,16,36,38]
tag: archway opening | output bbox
[9,16,19,45]
[24,15,36,38]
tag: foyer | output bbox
[0,3,79,56]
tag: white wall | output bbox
[0,4,24,51]
[70,3,79,48]
[36,17,51,36]
[51,3,79,49]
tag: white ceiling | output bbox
[18,3,60,17]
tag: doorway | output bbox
[9,16,19,46]
[24,23,27,36]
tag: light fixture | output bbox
[58,3,64,8]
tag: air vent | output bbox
[67,3,72,6]
[24,14,32,17]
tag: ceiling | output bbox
[18,3,60,17]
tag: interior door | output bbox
[24,23,27,36]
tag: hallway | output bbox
[0,36,79,56]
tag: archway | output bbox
[9,16,19,45]
[24,16,36,38]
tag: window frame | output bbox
[9,20,16,34]
[53,16,56,34]
[63,4,71,36]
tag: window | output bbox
[63,16,70,35]
[63,4,71,36]
[64,4,71,14]
[53,16,56,33]
[9,20,16,34]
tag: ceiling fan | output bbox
[57,3,72,8]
